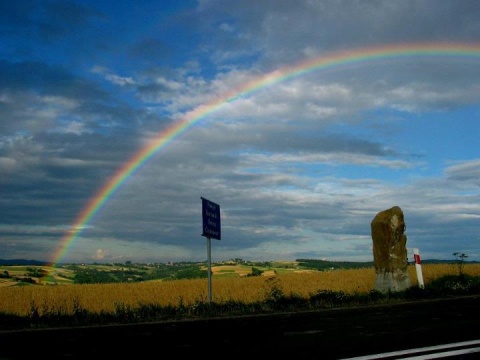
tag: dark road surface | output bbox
[1,295,479,359]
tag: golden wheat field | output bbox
[0,263,479,317]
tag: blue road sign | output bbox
[201,197,221,240]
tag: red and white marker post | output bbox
[413,248,425,289]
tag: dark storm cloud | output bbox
[0,60,150,230]
[129,38,173,64]
[0,60,104,97]
[0,0,103,36]
[37,0,104,40]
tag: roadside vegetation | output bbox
[0,258,479,331]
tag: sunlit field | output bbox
[1,263,479,317]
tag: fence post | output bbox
[413,248,424,289]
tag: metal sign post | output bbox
[206,236,212,302]
[201,197,221,302]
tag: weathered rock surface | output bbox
[371,206,411,292]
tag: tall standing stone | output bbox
[371,206,411,292]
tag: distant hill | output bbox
[0,259,49,266]
[0,258,477,267]
[419,259,479,264]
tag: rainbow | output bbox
[50,42,480,265]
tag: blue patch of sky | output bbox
[374,106,480,165]
[326,106,479,179]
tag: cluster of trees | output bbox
[71,263,208,284]
[0,267,48,284]
[73,268,145,284]
[246,267,265,277]
[296,259,374,271]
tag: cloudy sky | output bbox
[1,0,479,264]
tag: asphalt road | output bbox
[1,295,479,359]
